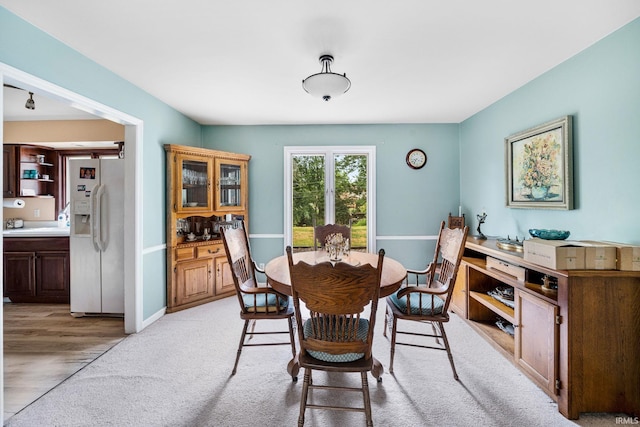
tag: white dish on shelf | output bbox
[186,202,198,207]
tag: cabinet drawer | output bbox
[487,257,525,282]
[175,247,195,261]
[197,244,223,259]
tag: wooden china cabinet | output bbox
[164,144,250,313]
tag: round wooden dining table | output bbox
[264,250,407,381]
[265,250,407,298]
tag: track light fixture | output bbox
[302,55,351,101]
[3,84,36,110]
[25,92,35,110]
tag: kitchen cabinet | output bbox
[3,144,58,199]
[3,237,70,303]
[459,237,640,419]
[3,145,18,197]
[165,144,250,313]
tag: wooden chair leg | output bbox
[232,320,250,375]
[438,322,459,380]
[389,312,398,374]
[246,319,256,341]
[431,321,441,345]
[383,306,389,338]
[361,371,373,427]
[298,369,311,427]
[288,317,298,382]
[288,317,297,357]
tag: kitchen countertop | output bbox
[3,221,70,238]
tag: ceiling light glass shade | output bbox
[302,55,351,102]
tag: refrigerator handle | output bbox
[94,184,107,252]
[89,185,99,252]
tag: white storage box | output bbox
[523,238,585,270]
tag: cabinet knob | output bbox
[208,248,220,254]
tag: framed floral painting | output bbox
[505,115,573,210]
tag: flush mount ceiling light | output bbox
[25,92,35,110]
[302,54,351,101]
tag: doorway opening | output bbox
[1,64,142,333]
[1,63,143,418]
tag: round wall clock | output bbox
[406,148,427,169]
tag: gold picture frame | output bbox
[505,115,573,210]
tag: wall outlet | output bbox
[33,209,40,218]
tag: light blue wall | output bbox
[460,18,640,244]
[203,124,461,270]
[4,6,638,322]
[0,7,203,319]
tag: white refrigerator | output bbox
[69,158,124,316]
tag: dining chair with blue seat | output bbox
[384,221,469,380]
[221,223,297,379]
[286,245,385,427]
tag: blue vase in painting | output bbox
[531,186,549,200]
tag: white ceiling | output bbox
[2,1,640,125]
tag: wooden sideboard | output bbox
[165,144,250,313]
[451,237,639,419]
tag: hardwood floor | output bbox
[3,303,126,421]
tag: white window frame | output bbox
[284,146,376,252]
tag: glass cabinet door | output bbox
[176,154,212,212]
[215,159,245,211]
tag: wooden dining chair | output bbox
[384,221,468,379]
[447,212,465,229]
[221,222,296,379]
[286,246,385,427]
[313,222,351,251]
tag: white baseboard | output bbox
[140,306,166,331]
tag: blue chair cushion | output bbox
[390,290,445,315]
[303,318,368,363]
[242,293,288,313]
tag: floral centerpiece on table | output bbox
[325,233,349,261]
[519,132,561,199]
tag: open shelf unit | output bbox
[455,237,640,420]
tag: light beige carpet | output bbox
[4,295,620,426]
